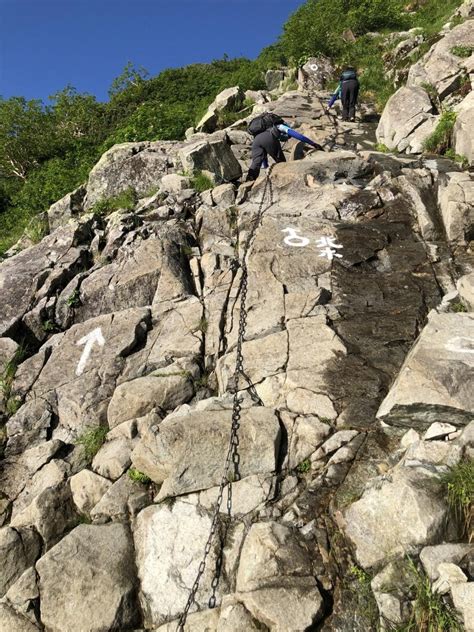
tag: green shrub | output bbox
[128,467,151,484]
[76,426,108,461]
[444,149,469,167]
[422,110,457,154]
[190,171,214,193]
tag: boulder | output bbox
[377,313,474,428]
[84,140,179,210]
[236,521,324,630]
[438,171,474,244]
[179,134,242,183]
[376,86,435,153]
[89,472,150,524]
[420,543,473,581]
[4,566,40,626]
[0,604,40,631]
[36,523,139,632]
[131,406,280,499]
[107,358,197,428]
[134,501,224,627]
[265,69,286,91]
[69,469,112,514]
[451,582,474,631]
[197,87,244,133]
[0,526,41,596]
[0,223,92,338]
[407,22,474,99]
[298,56,335,91]
[457,272,474,311]
[91,437,134,481]
[343,467,449,569]
[0,337,19,373]
[453,91,474,166]
[47,185,86,230]
[160,173,191,194]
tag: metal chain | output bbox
[176,166,275,631]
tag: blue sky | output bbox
[0,0,305,102]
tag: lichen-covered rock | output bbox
[197,86,244,133]
[47,185,86,230]
[69,469,112,514]
[36,523,139,632]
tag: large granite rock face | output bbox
[377,313,474,428]
[36,523,139,632]
[1,84,473,632]
[407,21,474,99]
[376,86,435,153]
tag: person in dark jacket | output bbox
[246,126,286,181]
[328,68,360,122]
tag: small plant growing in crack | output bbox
[128,467,151,484]
[66,288,81,308]
[76,426,108,462]
[296,458,311,474]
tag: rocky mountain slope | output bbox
[0,9,473,632]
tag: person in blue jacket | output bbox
[328,68,360,122]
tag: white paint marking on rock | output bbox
[281,227,310,248]
[316,236,343,261]
[76,327,105,376]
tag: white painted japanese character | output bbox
[316,236,343,261]
[281,227,310,248]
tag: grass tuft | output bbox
[441,459,473,540]
[92,187,138,216]
[76,426,108,461]
[296,458,311,474]
[422,110,457,155]
[190,171,214,193]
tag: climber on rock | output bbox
[246,113,321,181]
[328,67,360,122]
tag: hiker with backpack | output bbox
[246,113,321,181]
[327,67,360,122]
[246,113,287,181]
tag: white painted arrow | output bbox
[76,327,105,376]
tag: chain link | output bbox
[176,167,275,631]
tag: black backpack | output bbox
[247,112,284,136]
[341,69,357,81]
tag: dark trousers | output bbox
[341,79,359,121]
[246,129,286,181]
